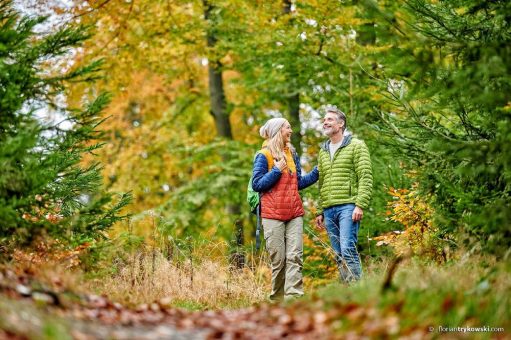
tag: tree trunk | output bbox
[207,63,233,139]
[282,1,303,155]
[203,0,244,267]
[287,93,302,155]
[282,0,292,14]
[204,1,233,139]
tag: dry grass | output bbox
[90,246,271,310]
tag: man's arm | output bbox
[354,141,373,210]
[295,152,319,190]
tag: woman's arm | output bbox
[252,153,282,192]
[295,153,319,190]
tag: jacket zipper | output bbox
[327,143,347,204]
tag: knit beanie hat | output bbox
[259,117,287,139]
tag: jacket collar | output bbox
[320,130,353,151]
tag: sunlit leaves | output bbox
[373,185,449,262]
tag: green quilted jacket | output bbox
[317,132,373,213]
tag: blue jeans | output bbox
[324,204,362,282]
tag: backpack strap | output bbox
[254,148,273,251]
[259,148,273,170]
[255,203,262,251]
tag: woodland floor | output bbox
[0,267,333,340]
[1,260,509,340]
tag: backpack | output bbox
[247,149,273,250]
[247,149,274,212]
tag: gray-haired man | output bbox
[315,108,373,282]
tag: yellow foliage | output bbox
[373,184,446,262]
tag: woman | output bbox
[252,117,318,301]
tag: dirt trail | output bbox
[0,269,331,339]
[1,297,205,339]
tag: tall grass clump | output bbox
[90,236,270,310]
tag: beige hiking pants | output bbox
[262,217,303,300]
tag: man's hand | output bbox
[315,214,325,230]
[352,206,363,222]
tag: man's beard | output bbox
[323,127,336,136]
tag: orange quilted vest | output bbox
[259,148,304,221]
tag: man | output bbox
[315,108,373,282]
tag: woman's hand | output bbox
[275,158,287,171]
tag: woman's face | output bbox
[281,122,292,143]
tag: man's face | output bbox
[322,112,344,136]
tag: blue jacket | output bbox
[252,152,319,192]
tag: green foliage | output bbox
[46,0,508,257]
[367,0,511,253]
[156,139,257,241]
[224,0,408,242]
[0,1,130,244]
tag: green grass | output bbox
[170,299,209,311]
[307,256,510,338]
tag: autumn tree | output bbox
[53,1,257,247]
[56,0,406,247]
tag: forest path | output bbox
[0,269,330,339]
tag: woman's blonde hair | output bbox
[266,126,292,160]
